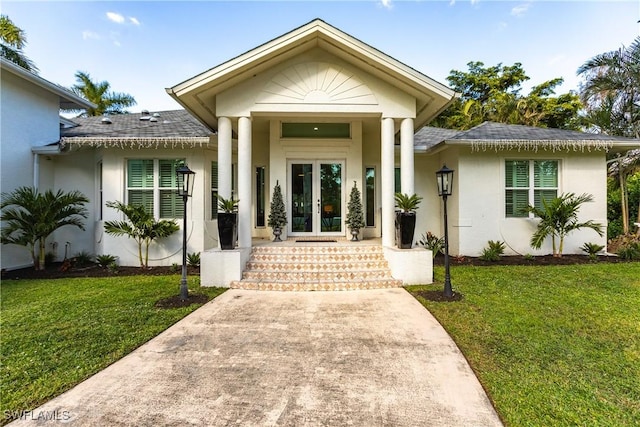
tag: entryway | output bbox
[288,160,344,237]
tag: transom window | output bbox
[505,160,559,217]
[127,159,185,219]
[282,122,350,138]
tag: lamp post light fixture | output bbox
[177,164,195,301]
[436,164,454,298]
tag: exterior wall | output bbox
[95,146,220,267]
[454,147,608,256]
[0,71,61,269]
[414,154,444,245]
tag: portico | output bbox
[167,20,455,287]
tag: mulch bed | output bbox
[1,263,199,281]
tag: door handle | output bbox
[317,199,320,214]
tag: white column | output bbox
[381,117,395,247]
[217,116,232,202]
[237,116,252,249]
[400,118,414,196]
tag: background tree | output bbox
[524,193,603,257]
[432,61,582,130]
[0,14,38,72]
[1,187,88,270]
[70,71,136,116]
[579,37,640,235]
[103,201,179,268]
[578,37,640,139]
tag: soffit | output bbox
[166,19,455,131]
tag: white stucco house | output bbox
[2,19,639,284]
[0,57,95,269]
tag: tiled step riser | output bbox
[242,270,394,281]
[246,261,389,271]
[250,254,386,263]
[230,280,402,292]
[252,246,384,255]
[235,245,401,291]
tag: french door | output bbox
[288,160,344,236]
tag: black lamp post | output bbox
[177,164,195,301]
[436,164,454,298]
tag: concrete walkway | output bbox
[11,289,502,426]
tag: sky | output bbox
[3,0,639,114]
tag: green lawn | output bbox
[0,275,225,423]
[407,263,640,427]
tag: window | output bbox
[365,167,375,227]
[505,160,558,217]
[127,159,184,218]
[98,161,103,220]
[394,167,401,194]
[256,166,266,227]
[282,122,350,138]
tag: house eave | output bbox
[422,138,639,154]
[167,19,456,130]
[60,137,213,149]
[1,58,96,111]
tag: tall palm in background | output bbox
[578,37,640,139]
[579,37,640,234]
[0,14,38,72]
[70,71,136,116]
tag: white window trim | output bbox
[505,159,561,218]
[126,158,184,219]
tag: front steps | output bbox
[230,244,403,291]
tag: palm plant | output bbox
[578,37,640,139]
[394,193,423,212]
[524,193,603,257]
[104,201,179,268]
[0,14,38,72]
[1,187,88,270]
[70,71,136,116]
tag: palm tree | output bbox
[70,71,136,116]
[578,37,640,139]
[104,201,179,268]
[524,193,604,257]
[1,187,89,270]
[0,14,38,72]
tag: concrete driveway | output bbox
[11,289,502,426]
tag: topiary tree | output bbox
[346,181,365,240]
[524,193,604,257]
[1,186,88,270]
[104,201,179,268]
[267,181,287,241]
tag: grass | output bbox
[0,275,225,422]
[407,263,640,427]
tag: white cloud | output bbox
[547,54,566,66]
[82,30,101,40]
[379,0,392,10]
[106,12,125,24]
[129,17,141,26]
[511,3,531,17]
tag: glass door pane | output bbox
[320,163,342,233]
[291,163,313,232]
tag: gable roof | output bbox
[1,57,95,110]
[167,19,456,132]
[416,122,640,153]
[60,110,213,148]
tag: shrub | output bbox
[479,240,506,262]
[73,250,94,267]
[418,232,445,257]
[187,252,200,268]
[612,234,640,260]
[96,254,118,268]
[170,263,180,273]
[580,242,605,260]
